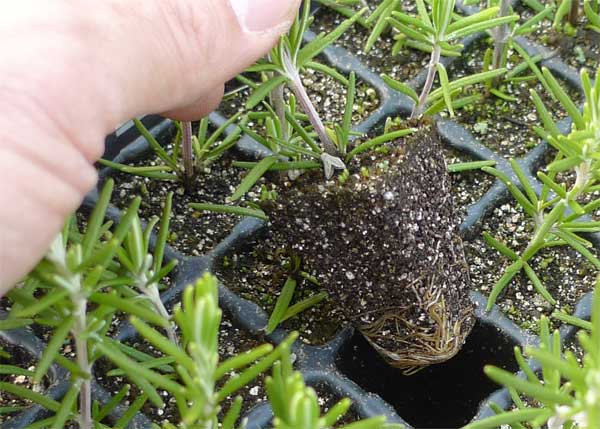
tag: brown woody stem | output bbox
[182,121,194,187]
[282,51,338,155]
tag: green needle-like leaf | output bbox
[34,317,73,383]
[231,156,278,201]
[247,75,289,110]
[189,203,268,221]
[484,365,574,405]
[266,277,297,334]
[487,260,524,311]
[82,179,113,261]
[50,383,78,429]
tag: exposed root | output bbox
[360,288,473,375]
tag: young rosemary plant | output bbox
[115,191,179,344]
[481,67,600,311]
[99,273,297,428]
[100,115,244,190]
[267,345,401,429]
[265,268,328,335]
[463,0,554,78]
[1,179,155,429]
[554,0,581,34]
[524,0,585,35]
[243,1,366,178]
[193,70,414,218]
[383,0,516,118]
[463,279,600,429]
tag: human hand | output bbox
[0,0,300,292]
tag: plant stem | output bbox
[282,50,338,156]
[569,0,579,26]
[135,271,178,344]
[48,239,93,429]
[73,297,92,429]
[412,44,441,119]
[526,160,590,260]
[147,285,178,345]
[182,121,194,187]
[492,0,511,71]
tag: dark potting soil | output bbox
[549,28,600,71]
[103,151,252,256]
[264,126,475,370]
[217,146,493,347]
[313,4,430,83]
[311,383,362,426]
[444,148,496,215]
[0,340,43,423]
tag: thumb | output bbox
[0,0,300,290]
[102,0,301,126]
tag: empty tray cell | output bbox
[335,320,519,429]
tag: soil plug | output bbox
[262,126,475,372]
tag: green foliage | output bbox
[113,191,179,342]
[266,275,328,335]
[2,179,159,427]
[462,0,564,101]
[267,346,403,429]
[318,0,404,54]
[384,0,515,118]
[482,67,600,311]
[101,273,292,428]
[100,115,245,185]
[244,2,366,176]
[585,0,600,32]
[229,69,412,204]
[463,279,600,429]
[447,160,496,173]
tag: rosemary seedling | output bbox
[467,0,552,67]
[244,1,366,177]
[116,192,179,344]
[100,115,244,191]
[383,0,516,118]
[2,180,147,428]
[102,273,297,428]
[464,279,600,429]
[268,345,402,429]
[482,67,600,311]
[554,0,581,33]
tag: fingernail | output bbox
[229,0,299,33]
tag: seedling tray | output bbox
[1,1,597,428]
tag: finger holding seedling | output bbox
[0,0,301,292]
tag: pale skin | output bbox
[0,0,300,293]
